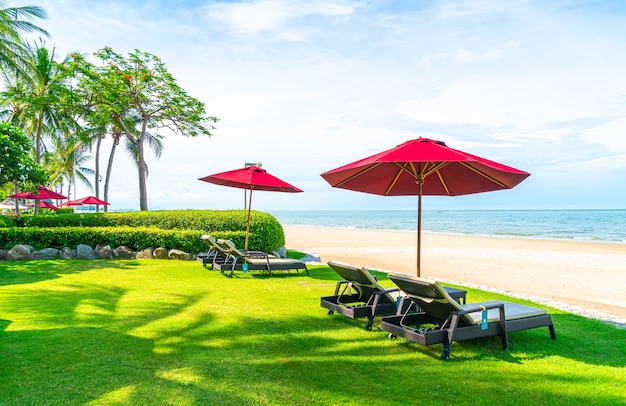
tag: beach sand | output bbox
[283,225,626,325]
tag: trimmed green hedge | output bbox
[0,227,248,252]
[22,209,246,228]
[0,210,285,253]
[0,215,14,228]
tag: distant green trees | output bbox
[65,48,218,210]
[0,3,219,211]
[0,122,46,192]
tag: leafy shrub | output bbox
[1,210,285,253]
[0,215,15,228]
[0,226,249,252]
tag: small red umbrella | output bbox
[62,196,110,206]
[321,137,530,276]
[29,201,58,210]
[60,196,110,212]
[10,186,67,200]
[199,165,303,249]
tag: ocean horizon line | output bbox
[269,209,626,244]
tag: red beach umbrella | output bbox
[199,165,303,249]
[10,186,67,200]
[320,137,530,276]
[29,200,58,210]
[65,196,110,206]
[60,196,110,212]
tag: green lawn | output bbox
[1,260,624,405]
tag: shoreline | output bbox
[283,223,626,245]
[283,225,626,326]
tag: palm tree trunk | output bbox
[104,135,120,213]
[136,132,148,211]
[95,133,102,199]
[33,111,44,216]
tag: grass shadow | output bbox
[0,259,142,286]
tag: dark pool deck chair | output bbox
[321,261,468,331]
[380,273,556,360]
[197,235,231,269]
[214,239,308,278]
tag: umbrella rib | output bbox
[436,171,450,195]
[335,163,383,187]
[422,162,448,178]
[459,162,509,188]
[386,167,405,195]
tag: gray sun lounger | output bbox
[214,239,308,278]
[321,261,467,331]
[380,273,556,360]
[197,235,230,269]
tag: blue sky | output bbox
[19,0,626,211]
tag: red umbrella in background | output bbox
[61,196,110,212]
[61,196,110,206]
[199,165,303,249]
[320,137,530,276]
[10,186,67,200]
[9,186,67,215]
[29,200,58,210]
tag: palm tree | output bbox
[101,116,163,212]
[3,42,73,163]
[0,1,48,74]
[0,41,76,213]
[44,133,93,200]
[84,123,106,200]
[103,124,122,212]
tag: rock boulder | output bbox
[168,249,190,260]
[5,244,34,260]
[113,246,135,259]
[33,248,60,260]
[76,244,95,260]
[153,247,169,259]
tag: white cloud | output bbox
[585,118,626,153]
[455,40,521,63]
[203,0,360,37]
[395,77,614,130]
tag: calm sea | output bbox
[268,210,626,244]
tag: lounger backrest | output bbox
[201,235,224,253]
[220,240,246,260]
[389,273,467,323]
[328,261,395,303]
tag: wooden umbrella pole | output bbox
[245,186,254,250]
[417,182,422,277]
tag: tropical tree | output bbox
[67,47,218,210]
[0,121,46,205]
[88,124,106,200]
[100,115,163,212]
[1,41,77,214]
[1,41,74,163]
[0,1,48,74]
[43,132,93,200]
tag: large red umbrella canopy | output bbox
[199,166,303,193]
[199,165,303,249]
[320,137,530,276]
[62,196,110,206]
[29,201,58,210]
[10,186,67,200]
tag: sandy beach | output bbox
[283,225,626,326]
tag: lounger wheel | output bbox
[388,333,397,340]
[327,310,334,316]
[365,320,373,331]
